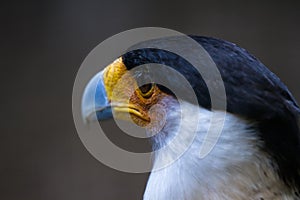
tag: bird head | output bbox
[81,54,185,143]
[81,38,212,142]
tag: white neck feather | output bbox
[144,101,293,200]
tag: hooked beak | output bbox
[81,70,112,123]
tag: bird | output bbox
[81,36,300,200]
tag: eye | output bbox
[139,83,154,98]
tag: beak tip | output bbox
[81,70,112,123]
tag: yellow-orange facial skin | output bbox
[102,57,169,127]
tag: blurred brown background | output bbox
[2,1,300,200]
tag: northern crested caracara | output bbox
[81,36,300,199]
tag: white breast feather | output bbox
[143,101,294,200]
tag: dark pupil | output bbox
[140,84,152,94]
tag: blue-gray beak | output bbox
[81,70,113,123]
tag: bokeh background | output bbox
[2,1,300,200]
